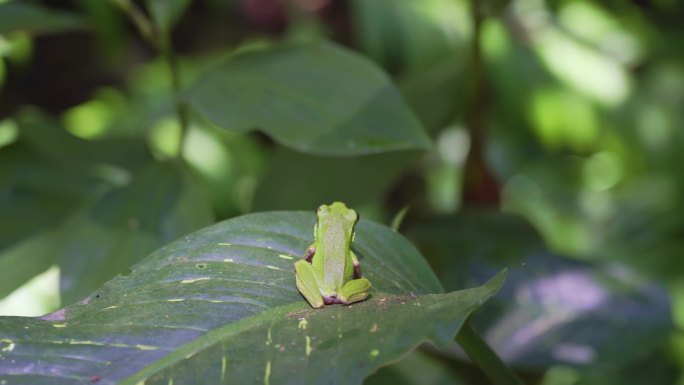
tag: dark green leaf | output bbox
[0,229,58,300]
[410,209,672,369]
[0,145,101,251]
[56,161,214,305]
[252,147,419,211]
[0,211,503,384]
[0,2,86,35]
[183,40,432,156]
[0,145,105,297]
[17,108,152,170]
[364,349,467,385]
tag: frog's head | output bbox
[317,202,358,224]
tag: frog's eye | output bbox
[317,205,330,216]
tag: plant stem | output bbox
[455,319,526,385]
[110,0,189,158]
[111,0,156,44]
[462,0,499,205]
[161,35,190,158]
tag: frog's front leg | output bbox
[338,278,371,305]
[294,260,324,308]
[351,250,362,279]
[304,244,316,263]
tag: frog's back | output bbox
[319,221,352,289]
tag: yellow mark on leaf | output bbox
[1,339,15,352]
[136,344,159,351]
[218,242,232,246]
[305,336,312,356]
[298,318,308,330]
[167,298,185,302]
[266,265,283,271]
[221,356,227,381]
[369,349,380,359]
[266,327,272,346]
[103,305,118,310]
[224,258,234,263]
[264,360,271,385]
[180,277,210,284]
[369,323,378,332]
[52,323,68,328]
[278,254,293,260]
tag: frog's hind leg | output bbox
[338,278,371,305]
[295,260,324,308]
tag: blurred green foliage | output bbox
[0,0,683,384]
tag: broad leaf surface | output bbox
[409,209,671,369]
[17,108,152,170]
[364,349,467,385]
[57,161,215,305]
[183,40,431,156]
[0,145,105,297]
[252,147,419,211]
[0,211,504,385]
[0,111,153,299]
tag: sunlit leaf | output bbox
[410,209,671,369]
[183,40,431,156]
[0,211,504,384]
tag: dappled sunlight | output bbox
[582,151,623,192]
[558,1,644,66]
[514,0,631,106]
[62,87,132,139]
[62,98,112,139]
[0,266,59,316]
[183,125,234,183]
[528,87,599,151]
[0,118,17,148]
[149,116,182,159]
[426,126,470,213]
[487,269,608,364]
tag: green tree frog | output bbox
[294,202,372,308]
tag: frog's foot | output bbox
[337,278,371,305]
[323,295,341,305]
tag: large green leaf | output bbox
[409,209,671,369]
[183,40,432,156]
[0,145,106,298]
[0,211,504,384]
[364,349,467,385]
[0,2,86,35]
[252,146,419,211]
[57,161,215,305]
